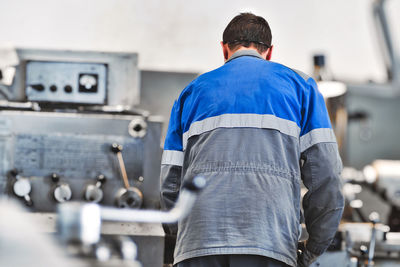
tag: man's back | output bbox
[162,51,342,267]
[161,12,344,267]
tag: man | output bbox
[160,13,344,267]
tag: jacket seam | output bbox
[191,162,299,177]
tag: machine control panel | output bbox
[13,133,143,180]
[25,61,107,104]
[0,111,162,212]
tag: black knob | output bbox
[50,173,60,183]
[97,174,106,184]
[360,245,368,255]
[50,85,57,92]
[183,176,206,192]
[64,85,73,93]
[25,198,33,206]
[31,84,45,92]
[111,143,123,153]
[9,168,19,177]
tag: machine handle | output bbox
[101,176,206,224]
[111,143,130,189]
[57,176,206,245]
[182,175,207,192]
[367,212,380,267]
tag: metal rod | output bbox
[101,190,196,224]
[116,152,130,189]
[367,212,380,267]
[367,225,377,267]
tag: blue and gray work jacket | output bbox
[160,50,344,267]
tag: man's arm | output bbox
[299,142,344,264]
[160,164,182,234]
[160,100,184,235]
[298,78,344,266]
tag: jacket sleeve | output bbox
[299,78,344,256]
[160,100,184,234]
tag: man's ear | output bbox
[221,41,229,61]
[266,45,273,61]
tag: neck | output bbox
[227,47,259,60]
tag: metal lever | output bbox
[111,143,143,209]
[111,143,130,189]
[85,174,106,203]
[367,212,380,267]
[8,170,33,206]
[13,176,33,206]
[51,173,72,203]
[57,176,206,245]
[103,176,206,223]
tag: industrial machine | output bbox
[0,48,168,266]
[306,160,400,267]
[1,0,400,266]
[0,176,205,267]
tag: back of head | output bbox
[223,13,272,54]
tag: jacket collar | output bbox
[225,49,264,63]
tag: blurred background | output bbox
[1,0,400,266]
[0,0,397,80]
[2,0,397,167]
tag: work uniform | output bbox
[160,50,344,267]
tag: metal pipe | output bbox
[116,151,130,189]
[373,0,400,84]
[57,176,206,245]
[367,212,380,267]
[101,189,196,224]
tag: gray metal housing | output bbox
[0,110,162,211]
[8,48,140,106]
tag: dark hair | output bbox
[222,12,272,54]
